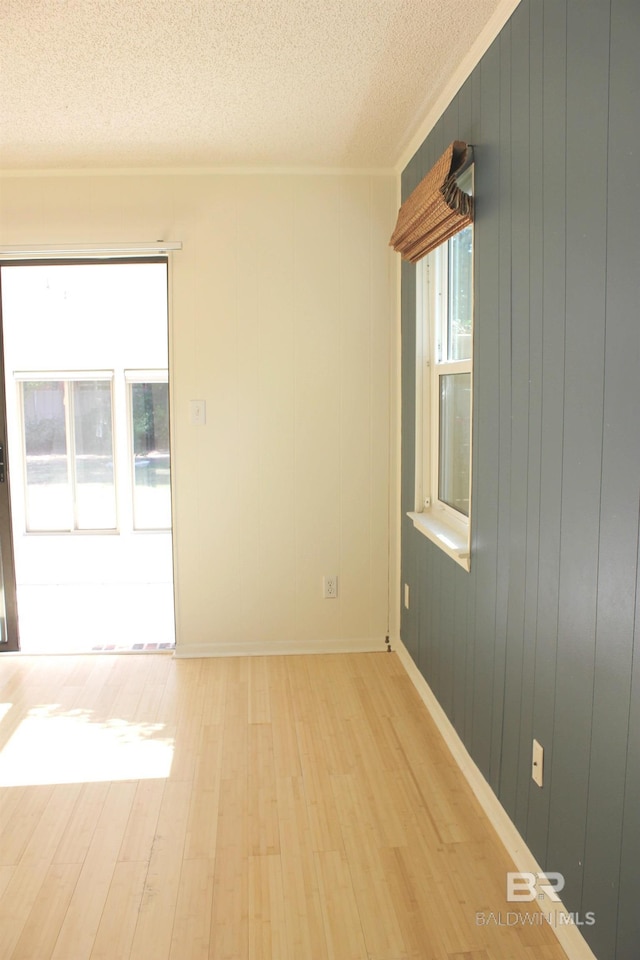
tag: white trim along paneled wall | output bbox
[0,172,398,655]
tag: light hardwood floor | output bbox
[0,652,568,960]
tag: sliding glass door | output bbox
[0,292,19,650]
[0,259,173,654]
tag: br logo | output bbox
[507,872,565,902]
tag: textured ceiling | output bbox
[0,0,510,171]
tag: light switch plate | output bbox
[190,399,206,425]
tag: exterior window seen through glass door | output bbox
[129,378,171,530]
[21,377,116,531]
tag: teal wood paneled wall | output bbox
[399,2,640,957]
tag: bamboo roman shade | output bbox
[389,141,473,263]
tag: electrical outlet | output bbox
[532,739,544,787]
[323,575,338,599]
[404,583,410,609]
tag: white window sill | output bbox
[408,510,470,572]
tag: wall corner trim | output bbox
[393,637,599,960]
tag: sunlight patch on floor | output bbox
[0,704,174,785]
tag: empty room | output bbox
[0,1,637,958]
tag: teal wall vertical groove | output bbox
[399,1,640,957]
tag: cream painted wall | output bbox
[0,172,398,655]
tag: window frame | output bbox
[409,166,474,571]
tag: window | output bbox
[127,371,171,530]
[17,369,171,534]
[20,374,116,532]
[410,166,474,570]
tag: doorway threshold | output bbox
[89,641,175,653]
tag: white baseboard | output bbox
[173,636,389,659]
[393,637,599,960]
